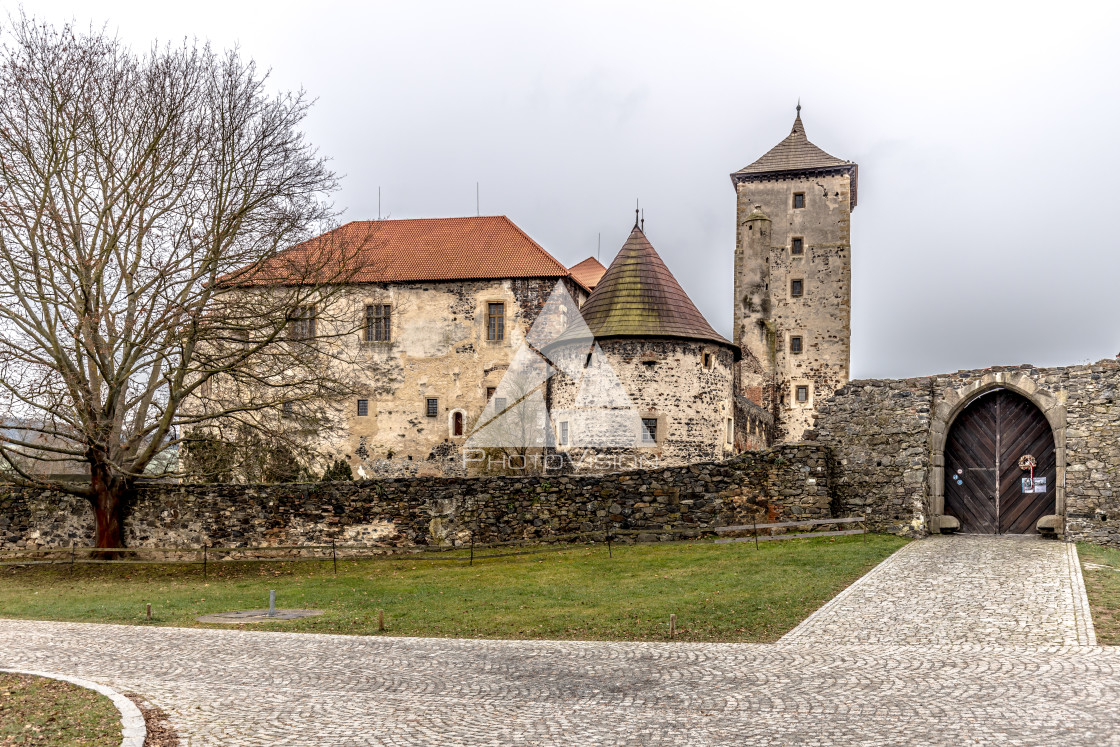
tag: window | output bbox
[791,237,804,255]
[364,304,391,342]
[790,336,803,354]
[426,398,438,417]
[793,192,805,209]
[726,418,734,444]
[487,302,505,341]
[486,386,496,401]
[452,411,464,437]
[357,399,369,416]
[282,401,294,416]
[702,352,712,369]
[796,385,809,403]
[288,306,317,339]
[791,279,803,297]
[559,421,569,446]
[641,418,658,444]
[494,397,507,412]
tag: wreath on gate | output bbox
[1018,455,1037,471]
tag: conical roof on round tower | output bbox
[555,224,736,352]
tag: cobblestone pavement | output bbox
[0,536,1115,745]
[782,534,1097,646]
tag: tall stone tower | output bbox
[732,105,858,442]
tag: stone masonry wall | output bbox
[815,360,1120,545]
[0,444,834,551]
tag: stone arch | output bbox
[929,371,1066,532]
[448,409,466,438]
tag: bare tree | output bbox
[0,16,364,547]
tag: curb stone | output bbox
[0,667,146,746]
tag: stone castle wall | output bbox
[0,444,833,551]
[815,361,1120,544]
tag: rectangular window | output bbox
[641,418,658,444]
[796,385,809,403]
[288,305,317,339]
[791,279,803,297]
[494,397,507,412]
[793,192,805,209]
[282,401,294,416]
[357,399,369,417]
[790,336,803,354]
[791,237,804,255]
[702,352,712,369]
[485,386,496,400]
[726,418,734,444]
[364,304,391,342]
[487,302,505,341]
[559,421,569,446]
[426,398,438,417]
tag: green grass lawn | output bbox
[0,672,120,746]
[0,534,907,643]
[1079,542,1120,645]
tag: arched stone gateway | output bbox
[930,373,1066,535]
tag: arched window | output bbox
[452,411,464,437]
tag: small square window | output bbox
[790,336,803,354]
[641,418,658,444]
[282,401,294,416]
[357,399,369,417]
[485,386,496,400]
[791,237,804,255]
[426,398,438,417]
[791,279,803,297]
[796,385,809,403]
[559,421,569,446]
[793,193,805,209]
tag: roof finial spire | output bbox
[641,209,644,232]
[796,98,801,115]
[634,199,640,229]
[791,99,804,135]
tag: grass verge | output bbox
[0,534,907,643]
[0,672,120,747]
[1078,543,1120,644]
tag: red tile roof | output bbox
[568,256,607,291]
[228,216,573,286]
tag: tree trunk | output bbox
[88,457,133,551]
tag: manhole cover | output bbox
[197,609,323,623]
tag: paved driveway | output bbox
[0,536,1117,745]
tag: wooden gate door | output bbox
[944,389,1056,534]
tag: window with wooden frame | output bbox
[559,421,569,446]
[641,418,658,444]
[452,411,464,437]
[790,279,803,297]
[357,399,369,416]
[796,385,809,403]
[426,398,438,417]
[287,305,317,339]
[790,335,803,354]
[364,304,391,342]
[487,302,505,341]
[791,237,804,255]
[793,192,805,209]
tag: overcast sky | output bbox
[26,1,1120,378]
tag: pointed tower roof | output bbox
[732,105,858,206]
[557,225,736,352]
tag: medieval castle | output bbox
[242,105,855,476]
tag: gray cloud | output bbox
[27,0,1120,378]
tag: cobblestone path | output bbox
[0,536,1115,745]
[782,534,1097,646]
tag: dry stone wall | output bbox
[0,444,833,551]
[815,361,1120,545]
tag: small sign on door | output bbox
[1022,476,1047,493]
